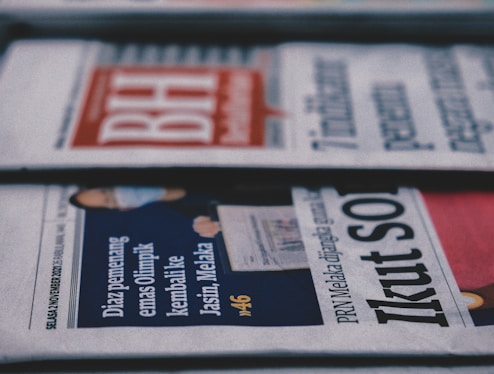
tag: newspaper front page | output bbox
[0,183,492,363]
[1,40,494,171]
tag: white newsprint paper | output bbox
[1,0,494,18]
[1,40,494,171]
[0,183,493,364]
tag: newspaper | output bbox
[1,40,494,172]
[3,0,494,9]
[1,0,494,33]
[0,183,492,364]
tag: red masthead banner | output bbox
[72,67,271,147]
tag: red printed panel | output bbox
[422,191,494,291]
[421,191,494,321]
[72,67,274,147]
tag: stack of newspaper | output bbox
[0,1,494,372]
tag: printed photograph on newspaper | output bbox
[70,184,321,328]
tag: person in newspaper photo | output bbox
[68,184,323,328]
[69,184,298,239]
[69,186,221,238]
[69,184,310,270]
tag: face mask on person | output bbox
[113,186,166,209]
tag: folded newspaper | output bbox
[1,183,493,363]
[1,0,494,40]
[3,0,494,10]
[1,40,494,171]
